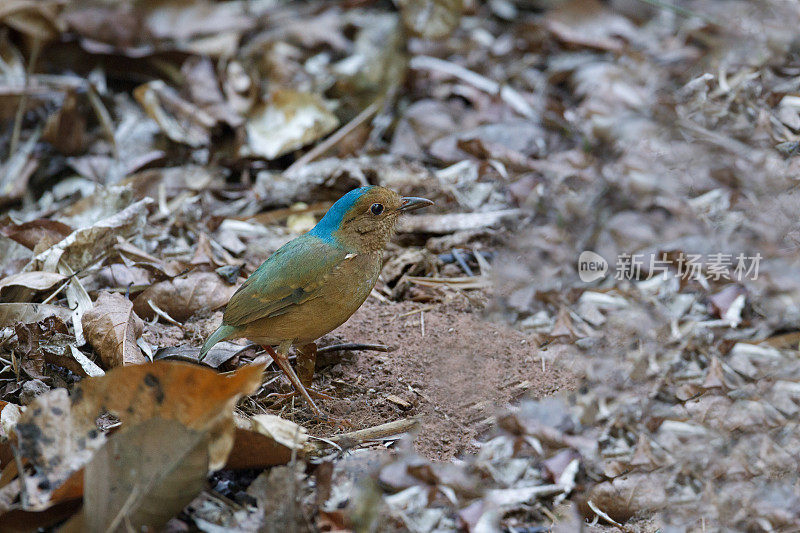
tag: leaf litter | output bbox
[0,0,798,531]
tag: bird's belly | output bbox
[242,252,381,345]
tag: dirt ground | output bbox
[313,298,577,459]
[164,294,577,461]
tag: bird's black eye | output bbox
[370,203,384,215]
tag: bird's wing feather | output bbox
[223,235,346,326]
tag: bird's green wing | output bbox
[222,235,347,327]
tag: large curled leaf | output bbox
[11,361,265,510]
[82,290,147,368]
[132,271,237,321]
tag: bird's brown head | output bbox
[309,186,433,253]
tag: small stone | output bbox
[386,394,412,410]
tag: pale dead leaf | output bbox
[13,389,106,509]
[545,0,638,52]
[0,271,65,300]
[27,198,153,273]
[397,210,522,234]
[242,89,338,160]
[0,303,71,328]
[586,473,669,522]
[225,414,308,470]
[134,80,216,148]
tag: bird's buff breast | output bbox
[241,252,382,345]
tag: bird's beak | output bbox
[397,197,434,212]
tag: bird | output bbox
[199,186,433,418]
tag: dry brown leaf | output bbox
[0,219,72,251]
[225,414,309,470]
[396,0,463,39]
[10,361,264,512]
[133,271,237,321]
[82,291,147,368]
[585,474,669,522]
[0,272,65,293]
[62,418,209,533]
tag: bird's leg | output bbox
[266,342,335,401]
[262,343,326,419]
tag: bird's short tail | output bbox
[199,324,238,361]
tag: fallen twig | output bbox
[317,343,396,354]
[407,275,490,290]
[326,418,419,449]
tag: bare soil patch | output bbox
[246,297,577,460]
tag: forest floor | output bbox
[1,0,799,531]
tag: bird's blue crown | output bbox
[308,186,374,242]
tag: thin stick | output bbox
[317,343,395,354]
[369,288,390,303]
[327,418,419,449]
[285,102,379,174]
[395,304,438,319]
[9,39,41,158]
